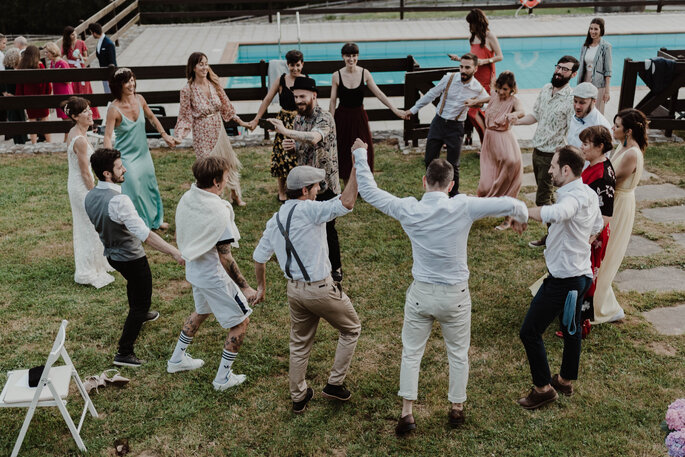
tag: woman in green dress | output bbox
[103,68,178,229]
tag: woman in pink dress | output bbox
[16,45,52,144]
[467,71,525,230]
[174,52,249,206]
[45,42,74,140]
[62,26,100,119]
[450,9,503,145]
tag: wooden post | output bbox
[259,59,269,140]
[268,2,273,23]
[400,0,404,20]
[657,0,664,13]
[617,58,638,111]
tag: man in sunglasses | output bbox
[512,56,578,248]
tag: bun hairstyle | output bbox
[61,96,90,122]
[579,125,613,154]
[615,108,649,151]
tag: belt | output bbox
[287,276,331,288]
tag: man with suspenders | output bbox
[253,160,360,413]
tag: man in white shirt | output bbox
[85,148,184,367]
[253,164,360,413]
[352,141,528,435]
[517,146,604,410]
[403,53,488,196]
[566,82,612,149]
[168,156,257,391]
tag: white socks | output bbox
[170,331,192,363]
[214,350,237,383]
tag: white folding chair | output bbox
[0,320,98,456]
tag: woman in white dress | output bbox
[64,96,115,288]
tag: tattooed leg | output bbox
[182,312,209,337]
[225,317,250,352]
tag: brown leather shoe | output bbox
[448,407,465,428]
[517,387,558,410]
[550,374,573,397]
[395,414,416,436]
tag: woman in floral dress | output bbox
[175,52,248,206]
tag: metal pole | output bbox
[277,12,282,59]
[296,12,301,50]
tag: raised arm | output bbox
[352,143,406,221]
[73,136,95,190]
[329,71,339,116]
[248,78,281,131]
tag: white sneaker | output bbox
[167,353,205,373]
[212,371,246,391]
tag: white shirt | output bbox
[353,148,528,285]
[566,106,612,148]
[253,197,352,282]
[186,225,236,289]
[584,45,598,78]
[96,181,150,242]
[409,73,488,122]
[97,34,105,57]
[540,178,604,279]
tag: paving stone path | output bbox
[635,184,685,202]
[625,235,663,257]
[643,304,685,336]
[642,205,685,224]
[615,266,685,293]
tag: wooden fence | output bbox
[617,48,685,137]
[0,57,418,137]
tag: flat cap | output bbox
[573,82,598,99]
[286,166,325,190]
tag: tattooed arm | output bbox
[217,243,258,303]
[267,118,323,145]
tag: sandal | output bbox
[102,369,130,387]
[83,374,107,394]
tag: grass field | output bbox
[0,141,683,456]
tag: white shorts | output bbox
[192,281,252,329]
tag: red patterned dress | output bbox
[63,40,100,119]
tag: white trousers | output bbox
[398,280,472,403]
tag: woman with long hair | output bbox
[450,9,503,145]
[45,42,74,140]
[63,96,115,288]
[62,26,100,119]
[468,70,524,230]
[174,52,248,206]
[2,48,28,144]
[578,18,612,114]
[16,45,51,144]
[329,42,405,183]
[248,49,306,202]
[103,67,177,230]
[592,109,646,324]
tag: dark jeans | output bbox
[425,116,464,196]
[316,188,341,272]
[532,148,555,207]
[108,256,152,356]
[519,274,592,387]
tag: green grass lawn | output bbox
[0,142,683,456]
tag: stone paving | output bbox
[615,266,685,293]
[673,233,685,249]
[642,205,685,224]
[643,304,685,336]
[625,235,663,257]
[635,183,685,202]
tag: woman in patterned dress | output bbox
[62,26,100,119]
[175,52,248,206]
[248,50,305,202]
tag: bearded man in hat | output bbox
[268,77,345,284]
[252,158,360,414]
[566,82,612,150]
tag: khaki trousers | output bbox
[287,276,361,402]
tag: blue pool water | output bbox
[228,33,685,90]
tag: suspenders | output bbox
[275,204,311,282]
[438,73,468,121]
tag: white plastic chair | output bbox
[0,320,98,456]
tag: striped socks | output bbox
[214,350,237,384]
[169,331,193,363]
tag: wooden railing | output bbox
[617,48,685,137]
[135,0,685,22]
[0,57,418,137]
[403,67,454,146]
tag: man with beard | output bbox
[566,82,611,150]
[402,53,488,196]
[85,148,184,367]
[513,56,578,247]
[517,146,603,410]
[268,77,344,283]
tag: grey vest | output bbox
[85,187,146,262]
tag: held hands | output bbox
[402,111,413,120]
[252,286,265,306]
[267,118,286,134]
[352,138,368,152]
[510,220,528,235]
[506,113,519,124]
[172,251,185,266]
[162,132,180,148]
[246,118,259,131]
[242,285,258,305]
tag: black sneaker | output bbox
[293,387,313,414]
[321,383,351,401]
[113,353,144,367]
[143,311,160,324]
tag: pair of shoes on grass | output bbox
[293,383,352,414]
[83,369,130,393]
[167,352,246,392]
[395,407,465,437]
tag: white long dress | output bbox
[67,135,115,288]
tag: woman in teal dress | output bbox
[103,68,178,229]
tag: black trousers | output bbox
[108,256,152,356]
[425,116,464,196]
[316,188,341,272]
[519,274,592,387]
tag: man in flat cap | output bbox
[252,157,360,414]
[268,77,345,284]
[566,82,612,150]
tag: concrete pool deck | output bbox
[114,11,683,142]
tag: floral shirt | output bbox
[531,83,574,153]
[293,105,340,194]
[174,82,236,158]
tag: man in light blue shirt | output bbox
[352,141,528,435]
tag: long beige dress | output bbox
[592,145,643,323]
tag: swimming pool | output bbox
[227,33,685,90]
